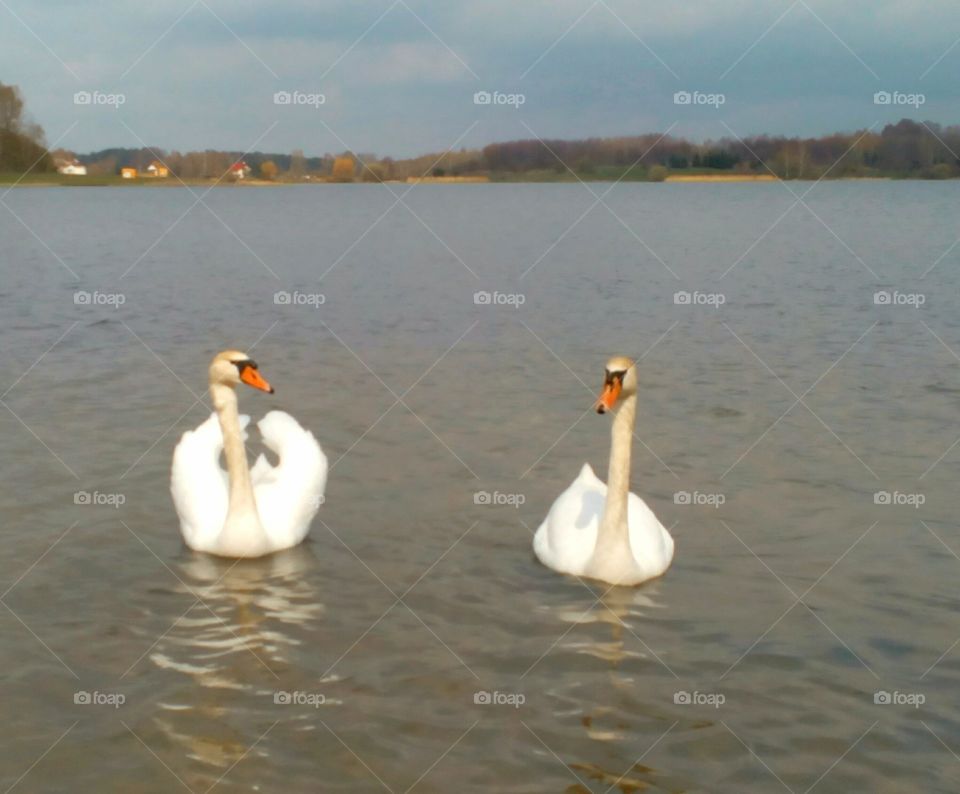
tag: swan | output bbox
[170,350,327,558]
[533,356,674,586]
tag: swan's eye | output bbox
[234,359,257,374]
[605,369,626,385]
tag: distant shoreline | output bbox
[665,174,778,182]
[0,174,494,187]
[0,173,923,187]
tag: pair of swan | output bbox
[171,351,673,586]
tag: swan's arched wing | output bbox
[170,412,231,551]
[251,410,327,550]
[533,463,605,577]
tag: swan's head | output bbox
[208,350,274,394]
[595,356,636,414]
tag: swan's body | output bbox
[171,351,326,558]
[533,357,674,586]
[534,462,673,585]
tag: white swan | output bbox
[533,356,674,586]
[171,350,327,558]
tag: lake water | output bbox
[1,181,959,792]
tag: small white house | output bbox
[145,161,169,178]
[57,160,87,176]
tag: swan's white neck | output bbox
[210,382,267,550]
[594,393,636,558]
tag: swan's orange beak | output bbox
[240,367,274,394]
[595,379,621,414]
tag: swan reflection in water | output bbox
[148,546,328,774]
[551,582,666,666]
[152,545,324,678]
[544,584,672,792]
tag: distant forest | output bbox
[63,119,960,182]
[479,120,960,181]
[3,81,960,181]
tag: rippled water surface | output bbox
[2,182,960,792]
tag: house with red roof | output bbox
[229,161,251,180]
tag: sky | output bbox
[1,0,959,158]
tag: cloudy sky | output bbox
[1,0,958,157]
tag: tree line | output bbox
[4,80,960,180]
[68,119,960,182]
[477,120,960,180]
